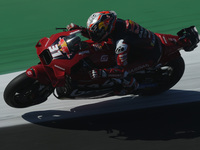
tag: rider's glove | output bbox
[66,23,80,31]
[89,69,107,79]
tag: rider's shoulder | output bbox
[116,18,125,25]
[114,18,126,31]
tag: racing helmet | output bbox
[87,11,117,42]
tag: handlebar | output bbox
[56,28,67,31]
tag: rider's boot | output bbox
[115,76,139,95]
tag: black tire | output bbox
[140,56,185,95]
[3,72,53,108]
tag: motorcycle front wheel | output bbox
[3,72,54,108]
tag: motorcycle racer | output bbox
[67,11,199,94]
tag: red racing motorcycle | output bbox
[4,26,199,108]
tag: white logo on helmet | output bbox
[87,13,101,28]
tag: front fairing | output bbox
[35,30,91,87]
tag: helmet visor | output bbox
[88,29,106,42]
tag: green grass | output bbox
[1,0,200,74]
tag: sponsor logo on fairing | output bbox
[168,38,177,43]
[54,65,65,71]
[48,44,63,58]
[26,71,32,76]
[128,64,150,73]
[77,79,114,88]
[78,50,90,55]
[92,43,103,51]
[70,79,114,97]
[162,36,168,44]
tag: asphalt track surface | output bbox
[0,43,200,150]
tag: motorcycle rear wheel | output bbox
[139,56,185,95]
[3,72,53,108]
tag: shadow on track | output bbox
[22,89,200,141]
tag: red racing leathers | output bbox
[69,18,192,89]
[80,18,163,79]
